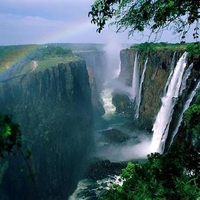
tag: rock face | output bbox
[75,51,107,92]
[116,48,199,131]
[0,60,93,200]
[75,51,107,125]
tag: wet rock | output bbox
[98,128,130,144]
[87,159,127,180]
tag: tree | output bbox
[0,115,34,184]
[88,0,200,42]
[0,115,22,158]
[104,144,200,200]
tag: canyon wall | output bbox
[75,51,106,125]
[115,48,200,132]
[0,60,93,200]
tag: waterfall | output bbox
[163,52,176,96]
[169,79,200,147]
[150,52,188,153]
[131,52,140,100]
[104,41,121,81]
[179,63,193,94]
[101,87,116,119]
[135,58,148,118]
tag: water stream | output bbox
[150,52,188,153]
[135,58,148,118]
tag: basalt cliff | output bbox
[0,53,93,200]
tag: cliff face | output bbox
[75,51,106,124]
[0,60,93,200]
[116,48,199,130]
[75,51,107,91]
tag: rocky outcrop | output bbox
[0,60,93,200]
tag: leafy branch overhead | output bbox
[89,0,200,42]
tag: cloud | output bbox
[0,0,132,45]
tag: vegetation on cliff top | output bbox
[27,46,80,73]
[0,45,80,76]
[130,42,200,55]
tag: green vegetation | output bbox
[184,92,200,137]
[0,45,80,75]
[130,42,200,55]
[0,45,37,72]
[19,45,78,73]
[131,42,186,51]
[104,92,200,200]
[0,115,22,184]
[28,55,80,73]
[186,43,200,55]
[89,0,199,42]
[0,115,22,158]
[104,145,200,199]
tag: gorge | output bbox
[0,43,199,200]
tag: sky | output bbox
[0,0,194,46]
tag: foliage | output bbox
[129,42,200,57]
[186,43,200,55]
[0,115,22,158]
[89,0,200,42]
[184,92,200,136]
[0,45,78,77]
[104,91,200,200]
[104,143,200,200]
[131,42,187,51]
[33,46,73,59]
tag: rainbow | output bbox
[37,19,95,44]
[0,19,97,74]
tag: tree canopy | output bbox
[89,0,200,42]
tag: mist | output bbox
[95,129,151,162]
[103,39,122,81]
[102,40,134,100]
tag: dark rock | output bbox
[99,128,130,144]
[86,159,127,180]
[0,60,94,200]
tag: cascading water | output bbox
[150,52,188,153]
[163,52,176,96]
[169,79,200,147]
[101,87,116,119]
[100,41,122,118]
[135,58,148,118]
[179,63,193,94]
[131,52,140,100]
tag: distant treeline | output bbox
[131,42,200,55]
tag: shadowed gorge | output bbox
[0,43,199,200]
[0,46,94,200]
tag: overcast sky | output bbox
[0,0,193,46]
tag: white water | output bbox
[169,80,200,147]
[135,58,148,118]
[100,41,122,118]
[150,52,188,153]
[179,63,193,94]
[104,41,121,80]
[68,175,123,200]
[131,52,140,100]
[163,52,176,96]
[101,87,116,119]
